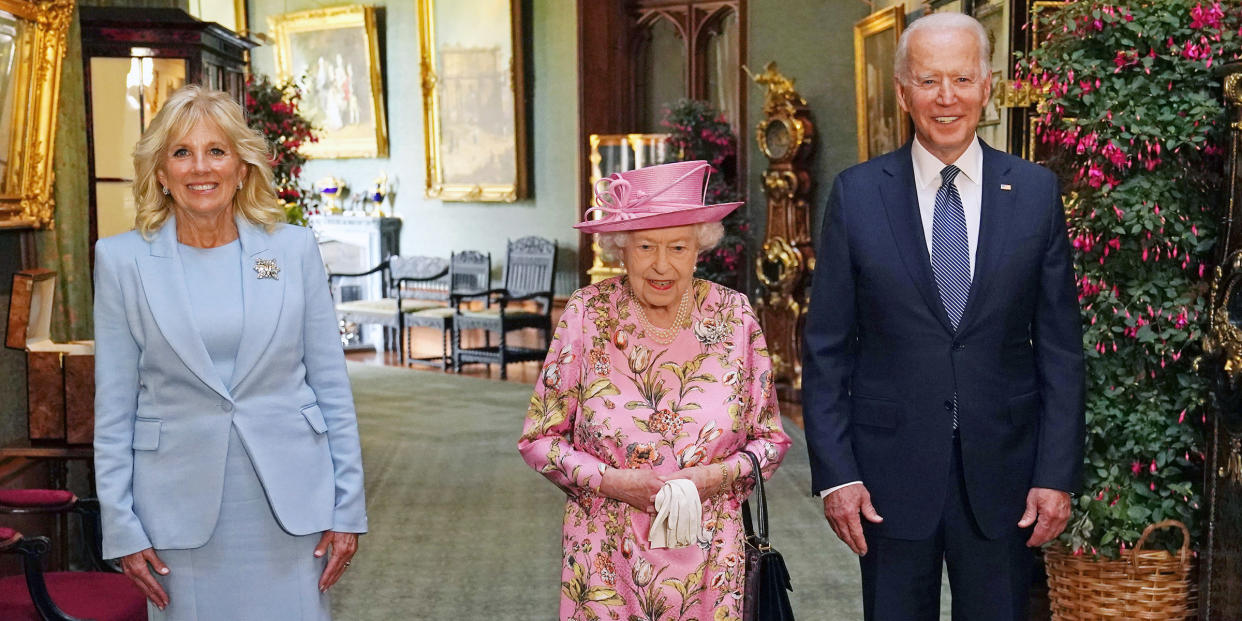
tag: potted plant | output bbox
[245,75,321,225]
[662,99,750,291]
[1017,1,1240,616]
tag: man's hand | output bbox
[1018,487,1072,547]
[823,484,884,556]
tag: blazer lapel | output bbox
[230,219,286,390]
[956,142,1013,333]
[880,143,955,333]
[136,218,232,400]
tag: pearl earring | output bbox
[237,181,243,190]
[161,186,169,196]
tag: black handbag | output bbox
[740,450,795,621]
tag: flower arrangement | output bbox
[661,99,749,290]
[1016,0,1241,557]
[245,75,320,225]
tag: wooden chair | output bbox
[401,251,490,369]
[452,237,557,379]
[330,256,450,359]
[0,491,145,621]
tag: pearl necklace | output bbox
[631,287,690,345]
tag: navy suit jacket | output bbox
[94,217,368,559]
[802,140,1085,540]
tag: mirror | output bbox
[0,0,72,230]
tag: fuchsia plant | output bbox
[245,75,320,225]
[661,99,749,291]
[1017,1,1241,557]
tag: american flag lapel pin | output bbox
[1000,183,1012,191]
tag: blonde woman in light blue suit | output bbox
[94,85,367,620]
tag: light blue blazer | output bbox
[93,217,368,560]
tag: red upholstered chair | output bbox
[0,490,111,573]
[0,526,145,621]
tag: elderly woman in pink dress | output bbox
[518,160,791,621]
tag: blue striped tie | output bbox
[931,165,971,329]
[932,165,969,429]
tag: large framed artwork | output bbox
[417,0,528,202]
[0,0,72,229]
[854,6,908,162]
[269,5,388,159]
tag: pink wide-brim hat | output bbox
[574,160,743,234]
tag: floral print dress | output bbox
[519,276,791,621]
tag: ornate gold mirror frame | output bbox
[417,0,528,202]
[0,0,72,230]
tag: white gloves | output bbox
[648,478,702,549]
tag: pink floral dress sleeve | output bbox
[518,289,609,501]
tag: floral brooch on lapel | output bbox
[254,258,280,280]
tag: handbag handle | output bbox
[740,450,768,542]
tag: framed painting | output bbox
[854,6,908,162]
[417,0,528,202]
[0,0,72,229]
[269,5,388,159]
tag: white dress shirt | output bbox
[818,135,984,500]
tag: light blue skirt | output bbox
[150,426,331,620]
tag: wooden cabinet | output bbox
[80,7,256,246]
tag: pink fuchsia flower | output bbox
[1132,461,1142,475]
[1189,2,1225,30]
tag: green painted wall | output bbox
[248,0,581,293]
[0,233,28,445]
[745,0,871,249]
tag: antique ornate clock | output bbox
[751,63,814,401]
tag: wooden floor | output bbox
[345,326,545,384]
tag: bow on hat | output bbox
[584,162,713,224]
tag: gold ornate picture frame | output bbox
[0,0,72,230]
[418,0,528,202]
[854,6,908,162]
[269,5,388,159]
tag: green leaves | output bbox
[1017,0,1241,558]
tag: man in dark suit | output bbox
[802,12,1084,620]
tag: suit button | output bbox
[952,342,965,351]
[220,402,234,413]
[943,400,954,411]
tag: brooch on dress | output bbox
[254,258,280,280]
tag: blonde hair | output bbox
[596,222,725,262]
[132,85,283,238]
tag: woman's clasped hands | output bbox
[598,463,730,513]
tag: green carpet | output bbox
[333,362,951,620]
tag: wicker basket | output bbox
[1044,519,1197,620]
